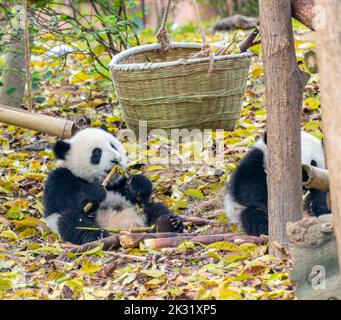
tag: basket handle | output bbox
[156,0,214,73]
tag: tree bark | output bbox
[259,0,310,248]
[291,0,315,30]
[0,6,26,108]
[0,40,26,108]
[315,0,341,272]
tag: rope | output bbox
[23,0,32,112]
[191,0,214,73]
[156,0,172,51]
[155,0,214,73]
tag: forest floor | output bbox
[0,23,322,300]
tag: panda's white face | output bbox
[254,130,325,170]
[56,128,128,183]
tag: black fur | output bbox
[107,174,152,205]
[240,206,268,236]
[53,141,70,160]
[90,148,102,165]
[230,147,268,210]
[228,135,330,237]
[305,189,330,217]
[143,202,184,233]
[44,169,183,244]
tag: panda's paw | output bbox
[127,175,153,204]
[82,184,107,203]
[169,215,184,232]
[305,189,331,217]
[79,229,109,244]
[156,214,184,233]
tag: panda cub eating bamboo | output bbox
[224,130,330,236]
[44,127,183,244]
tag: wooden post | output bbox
[259,0,310,247]
[315,0,341,271]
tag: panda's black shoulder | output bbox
[45,167,78,187]
[44,167,87,198]
[232,146,265,179]
[229,146,266,196]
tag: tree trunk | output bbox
[0,5,26,108]
[259,0,310,248]
[291,0,315,30]
[0,39,26,108]
[315,0,341,272]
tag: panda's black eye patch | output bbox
[311,160,317,167]
[91,148,102,165]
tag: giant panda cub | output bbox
[44,127,184,244]
[224,130,330,236]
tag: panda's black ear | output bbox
[100,124,108,132]
[53,140,70,160]
[263,131,267,145]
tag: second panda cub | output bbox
[224,131,330,236]
[44,127,183,244]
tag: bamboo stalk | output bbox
[181,216,211,226]
[83,166,121,213]
[119,232,191,249]
[76,226,155,233]
[144,234,268,249]
[66,235,120,254]
[0,104,75,138]
[302,164,330,191]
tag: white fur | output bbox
[96,192,145,230]
[57,128,128,183]
[223,193,245,227]
[301,131,325,168]
[254,131,325,169]
[254,138,267,169]
[44,213,61,235]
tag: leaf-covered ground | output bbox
[0,23,322,300]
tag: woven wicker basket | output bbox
[109,43,252,133]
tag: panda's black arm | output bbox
[44,168,106,215]
[108,174,153,205]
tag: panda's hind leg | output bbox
[240,206,268,236]
[143,202,184,233]
[57,211,110,244]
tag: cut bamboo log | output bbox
[144,234,268,249]
[302,164,330,191]
[119,232,191,249]
[119,232,268,249]
[0,104,75,138]
[181,216,211,226]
